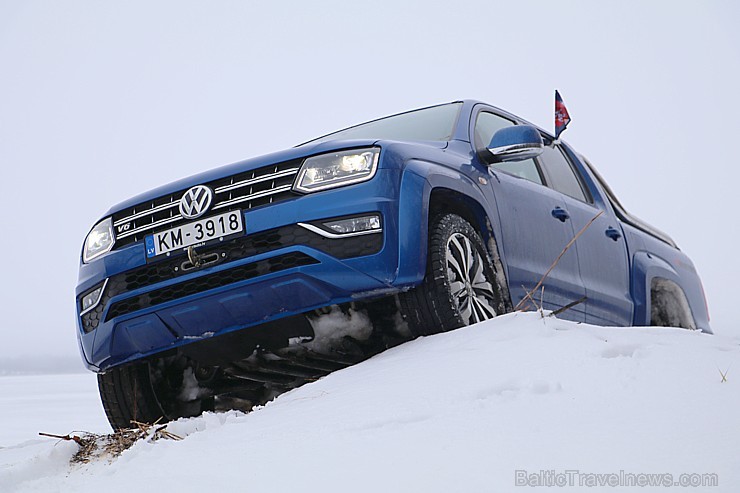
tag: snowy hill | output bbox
[1,312,739,492]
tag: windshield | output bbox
[301,102,462,145]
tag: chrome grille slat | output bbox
[214,168,299,194]
[114,201,178,227]
[212,185,293,211]
[111,160,301,248]
[117,214,184,239]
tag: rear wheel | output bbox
[650,278,697,330]
[399,213,508,336]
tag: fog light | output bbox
[80,280,107,315]
[323,215,381,234]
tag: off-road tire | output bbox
[98,357,211,430]
[97,362,167,430]
[399,213,507,336]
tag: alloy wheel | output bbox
[446,232,498,324]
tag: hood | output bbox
[104,139,382,216]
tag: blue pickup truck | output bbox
[77,100,710,429]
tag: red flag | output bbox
[555,90,570,139]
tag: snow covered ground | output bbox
[0,373,109,447]
[1,312,739,492]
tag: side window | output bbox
[492,159,544,185]
[475,111,544,186]
[474,111,514,149]
[537,145,589,202]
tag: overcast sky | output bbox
[1,1,739,368]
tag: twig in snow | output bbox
[519,285,539,311]
[549,296,588,318]
[514,210,604,312]
[38,432,85,445]
[538,286,545,316]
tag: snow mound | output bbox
[1,312,739,492]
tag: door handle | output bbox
[551,207,570,222]
[605,227,622,241]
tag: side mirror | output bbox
[486,125,544,163]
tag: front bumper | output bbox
[76,169,409,371]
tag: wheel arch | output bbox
[428,188,495,258]
[395,161,510,307]
[631,251,698,330]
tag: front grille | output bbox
[112,159,302,248]
[105,252,318,321]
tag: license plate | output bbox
[145,210,244,258]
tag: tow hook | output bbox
[181,246,222,272]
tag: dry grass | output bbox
[40,419,182,465]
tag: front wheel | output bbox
[97,357,214,430]
[399,213,509,336]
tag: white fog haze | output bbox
[1,0,738,367]
[2,3,740,491]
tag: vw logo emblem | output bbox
[179,185,213,219]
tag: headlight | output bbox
[293,148,380,193]
[83,217,115,263]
